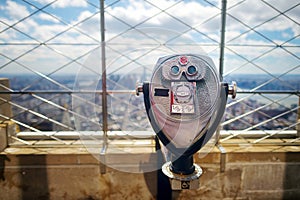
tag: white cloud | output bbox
[0,0,299,75]
[226,0,300,36]
[105,0,220,32]
[105,0,160,26]
[32,0,88,8]
[0,1,29,20]
[54,0,87,8]
[66,0,299,45]
[37,13,60,23]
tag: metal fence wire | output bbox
[0,0,299,146]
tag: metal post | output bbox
[0,78,12,151]
[0,78,12,123]
[297,96,300,137]
[100,0,108,137]
[100,0,108,174]
[219,0,227,81]
[216,0,227,143]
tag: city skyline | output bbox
[6,72,298,132]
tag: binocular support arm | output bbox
[137,81,236,176]
[137,82,236,155]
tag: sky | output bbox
[0,0,299,76]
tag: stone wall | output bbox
[0,144,300,200]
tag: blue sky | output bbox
[0,0,299,75]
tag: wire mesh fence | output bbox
[0,0,299,146]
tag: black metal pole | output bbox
[155,136,172,200]
[170,154,195,175]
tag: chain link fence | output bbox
[0,0,299,146]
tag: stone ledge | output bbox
[1,141,300,200]
[2,140,300,165]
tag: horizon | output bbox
[1,72,300,77]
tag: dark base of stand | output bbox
[170,154,195,175]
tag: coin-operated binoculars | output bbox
[136,54,236,190]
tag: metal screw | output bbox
[228,81,237,99]
[136,81,143,96]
